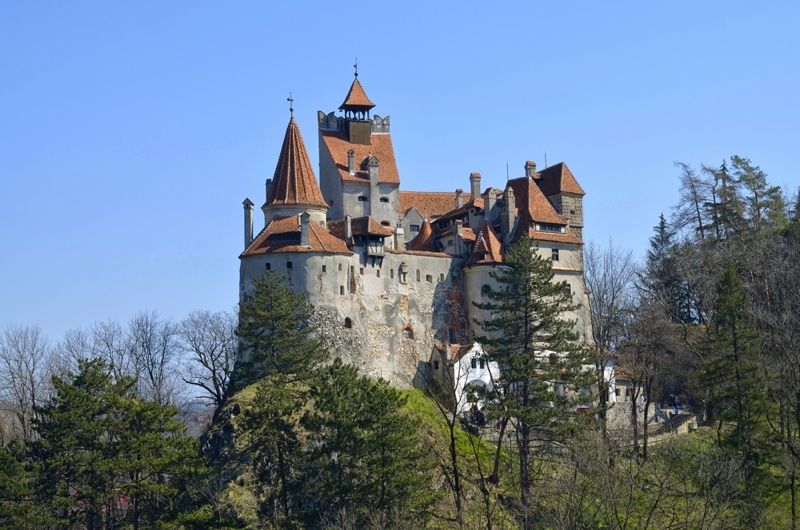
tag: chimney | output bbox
[501,185,516,244]
[300,212,311,247]
[455,188,464,208]
[243,198,254,249]
[394,226,406,251]
[469,172,481,201]
[454,219,463,256]
[525,160,537,179]
[344,214,353,242]
[265,178,273,203]
[347,149,355,175]
[482,188,497,221]
[368,156,380,216]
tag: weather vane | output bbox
[287,91,294,118]
[353,58,358,78]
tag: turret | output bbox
[501,185,516,244]
[243,198,254,249]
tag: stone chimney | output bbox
[300,212,311,247]
[482,188,497,221]
[347,149,355,175]
[367,156,380,216]
[344,214,353,242]
[394,225,406,251]
[469,172,481,201]
[454,219,464,255]
[455,188,464,208]
[243,198,254,249]
[501,185,516,244]
[525,160,537,179]
[300,212,311,248]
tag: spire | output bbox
[339,77,375,111]
[266,117,328,208]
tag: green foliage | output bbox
[0,442,33,528]
[235,271,324,385]
[300,359,437,526]
[29,358,206,529]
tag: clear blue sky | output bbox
[1,1,798,340]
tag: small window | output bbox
[287,261,293,269]
[439,273,444,282]
[471,358,477,369]
[615,388,621,397]
[380,197,389,203]
[426,274,433,283]
[381,220,391,226]
[433,360,440,370]
[322,265,327,272]
[344,317,352,329]
[481,284,491,297]
[390,269,395,279]
[570,209,576,215]
[350,266,355,275]
[340,286,345,295]
[403,326,414,339]
[360,267,364,275]
[338,263,343,271]
[551,248,559,261]
[447,240,453,247]
[416,270,421,281]
[376,269,381,278]
[410,224,420,232]
[564,284,572,297]
[479,359,485,369]
[265,263,271,270]
[358,196,368,202]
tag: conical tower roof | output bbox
[266,118,328,208]
[339,78,375,110]
[408,219,437,252]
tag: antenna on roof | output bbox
[287,91,294,118]
[506,162,509,182]
[353,58,359,78]
[544,151,547,168]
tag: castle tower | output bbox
[464,223,504,338]
[317,70,400,226]
[262,116,328,226]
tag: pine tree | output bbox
[235,271,325,385]
[299,359,437,527]
[639,214,692,323]
[730,155,787,232]
[30,358,204,529]
[473,235,593,529]
[0,442,34,528]
[701,264,765,520]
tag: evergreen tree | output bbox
[30,358,204,529]
[474,235,593,529]
[299,359,437,527]
[701,264,766,521]
[235,272,325,385]
[0,442,34,528]
[730,155,787,232]
[639,214,693,323]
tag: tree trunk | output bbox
[490,415,509,484]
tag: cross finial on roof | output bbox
[287,91,294,118]
[353,58,358,78]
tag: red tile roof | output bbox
[536,162,585,196]
[436,225,477,242]
[408,219,438,252]
[320,131,400,184]
[434,198,485,224]
[267,118,328,208]
[508,177,566,226]
[241,215,351,256]
[466,224,503,266]
[399,191,459,219]
[339,78,375,109]
[530,230,583,244]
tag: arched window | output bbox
[344,317,352,329]
[403,325,414,339]
[416,270,421,282]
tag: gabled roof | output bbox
[408,219,438,252]
[466,224,503,266]
[266,118,328,208]
[433,198,485,225]
[508,177,566,225]
[339,78,375,110]
[399,191,459,219]
[536,162,585,196]
[241,215,351,257]
[320,131,400,184]
[328,216,395,239]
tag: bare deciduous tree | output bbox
[0,324,51,440]
[179,310,237,408]
[127,312,183,406]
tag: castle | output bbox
[239,73,592,387]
